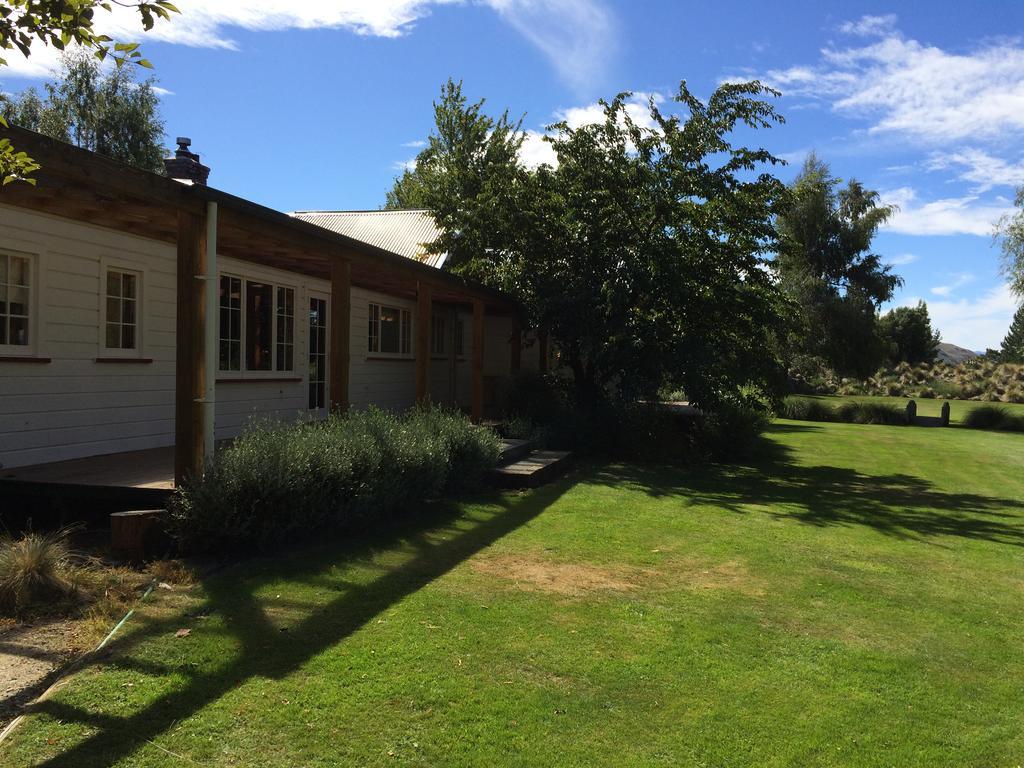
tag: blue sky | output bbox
[3,0,1024,349]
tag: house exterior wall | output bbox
[0,204,520,470]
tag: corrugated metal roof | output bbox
[289,209,447,269]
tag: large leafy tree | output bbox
[1000,304,1024,363]
[994,185,1024,299]
[0,0,177,183]
[877,301,940,365]
[774,154,902,376]
[392,79,796,411]
[2,49,165,172]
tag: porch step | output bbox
[489,449,573,489]
[498,438,536,466]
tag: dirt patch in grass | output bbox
[471,552,766,598]
[472,555,641,596]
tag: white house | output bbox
[0,130,545,484]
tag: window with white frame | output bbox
[219,275,242,371]
[368,302,411,355]
[218,275,295,373]
[103,268,140,352]
[0,252,32,350]
[276,286,295,371]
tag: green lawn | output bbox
[791,393,1024,424]
[4,420,1024,766]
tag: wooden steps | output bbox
[490,439,573,489]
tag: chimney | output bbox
[163,137,211,185]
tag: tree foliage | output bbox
[0,0,177,182]
[994,185,1024,299]
[2,50,166,172]
[877,301,940,365]
[390,79,796,411]
[1000,304,1024,364]
[774,154,902,376]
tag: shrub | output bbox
[699,401,772,461]
[780,398,908,426]
[168,407,502,554]
[0,527,82,613]
[834,402,909,425]
[780,399,836,422]
[963,405,1024,432]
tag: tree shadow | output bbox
[25,480,574,767]
[596,436,1024,548]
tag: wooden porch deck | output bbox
[1,448,175,518]
[3,447,175,490]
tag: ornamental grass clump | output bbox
[168,407,502,554]
[963,405,1024,432]
[0,527,83,614]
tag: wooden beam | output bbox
[415,282,432,405]
[174,209,207,485]
[472,299,485,423]
[538,330,549,373]
[330,258,352,413]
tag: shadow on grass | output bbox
[25,479,573,767]
[596,432,1024,548]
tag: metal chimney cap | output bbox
[175,137,192,149]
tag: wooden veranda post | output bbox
[330,258,352,413]
[174,208,207,485]
[472,299,485,422]
[415,281,432,405]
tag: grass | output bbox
[3,420,1024,766]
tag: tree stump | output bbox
[941,401,951,427]
[905,400,917,424]
[111,509,167,561]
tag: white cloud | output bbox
[887,253,918,266]
[838,14,897,38]
[520,130,557,168]
[392,157,417,172]
[901,284,1017,350]
[742,18,1024,144]
[401,139,428,148]
[930,272,975,297]
[486,0,615,91]
[927,148,1024,192]
[0,0,615,90]
[880,186,1011,237]
[557,91,661,131]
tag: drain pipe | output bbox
[203,201,218,465]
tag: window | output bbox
[0,253,32,349]
[431,314,446,355]
[454,318,465,356]
[246,281,273,371]
[276,287,295,372]
[219,276,242,371]
[368,302,411,355]
[103,269,140,351]
[218,276,295,373]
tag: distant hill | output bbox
[936,342,980,365]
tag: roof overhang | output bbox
[0,126,517,312]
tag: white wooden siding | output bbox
[0,204,520,470]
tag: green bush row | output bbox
[962,405,1024,432]
[781,399,909,426]
[168,407,502,554]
